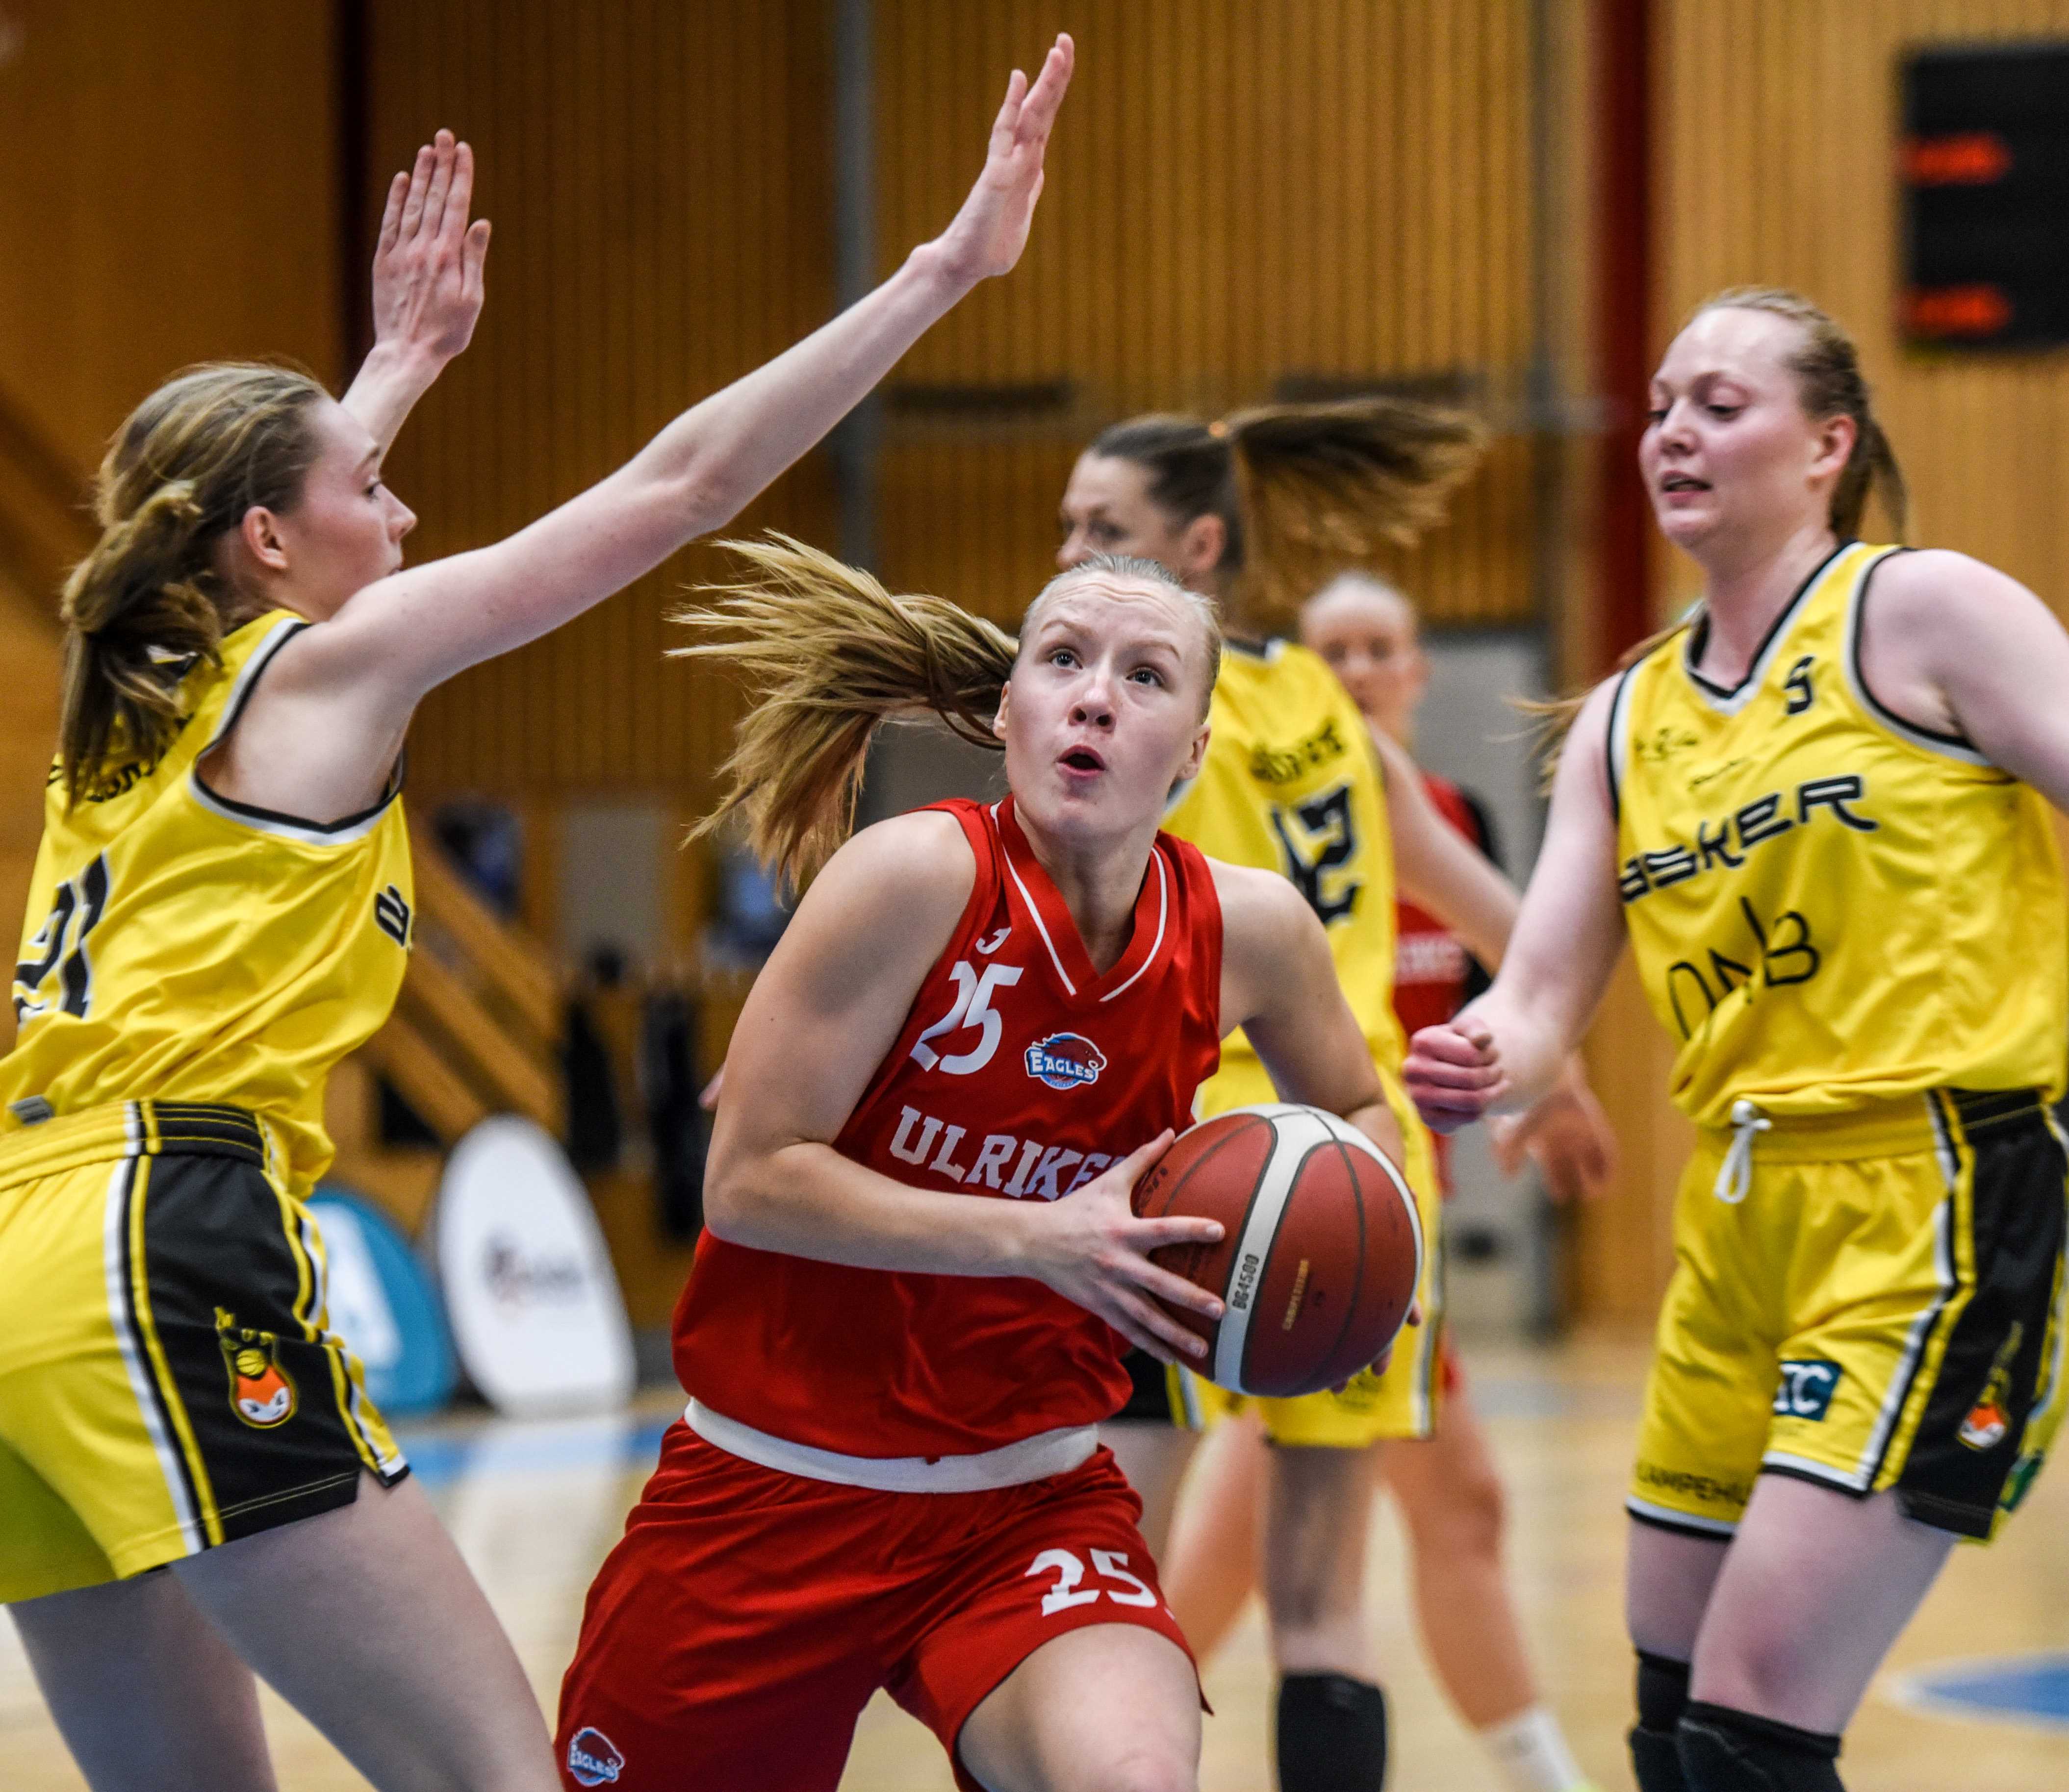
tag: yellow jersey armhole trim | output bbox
[1839,546,1995,768]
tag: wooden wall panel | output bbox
[1654,0,2069,610]
[0,0,341,474]
[0,0,338,1056]
[869,0,1540,629]
[368,0,838,808]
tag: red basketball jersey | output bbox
[1393,770,1491,1194]
[673,795,1225,1461]
[1390,771,1482,1040]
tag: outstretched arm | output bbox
[1375,725,1616,1196]
[341,130,492,455]
[1404,680,1627,1132]
[217,37,1075,823]
[704,811,1226,1366]
[1376,726,1517,967]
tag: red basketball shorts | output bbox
[555,1424,1194,1792]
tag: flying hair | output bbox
[1089,396,1487,626]
[671,538,1216,890]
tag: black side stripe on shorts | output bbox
[104,1153,210,1552]
[1895,1091,2068,1539]
[1847,1091,1967,1496]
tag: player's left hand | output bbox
[372,128,491,366]
[1490,1056,1617,1201]
[926,34,1073,287]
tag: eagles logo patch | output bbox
[216,1307,297,1429]
[1024,1032,1106,1090]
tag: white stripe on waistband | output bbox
[684,1400,1098,1493]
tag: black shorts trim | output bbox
[1110,1347,1181,1425]
[129,1150,406,1552]
[1625,1502,1737,1542]
[140,1101,266,1165]
[1757,1460,1870,1502]
[1892,1089,2066,1539]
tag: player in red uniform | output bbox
[555,545,1420,1792]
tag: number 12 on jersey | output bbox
[12,854,110,1026]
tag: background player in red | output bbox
[554,545,1422,1792]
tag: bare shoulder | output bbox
[1208,857,1320,961]
[1871,547,2037,630]
[1208,860,1307,943]
[1866,549,2069,683]
[800,809,976,934]
[1558,675,1620,780]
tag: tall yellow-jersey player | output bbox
[1163,636,1446,1439]
[1409,290,2069,1792]
[1055,402,1616,1792]
[0,54,1073,1792]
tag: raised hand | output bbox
[1402,1018,1508,1134]
[372,128,491,366]
[1019,1129,1227,1365]
[927,34,1074,287]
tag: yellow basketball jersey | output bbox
[1163,638,1403,1093]
[2,612,413,1189]
[1612,540,2067,1128]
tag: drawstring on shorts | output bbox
[1713,1098,1770,1205]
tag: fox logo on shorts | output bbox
[216,1307,297,1429]
[1959,1325,2024,1452]
[566,1726,625,1786]
[1025,1032,1106,1090]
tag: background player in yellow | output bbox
[1056,404,1616,1792]
[1408,289,2069,1792]
[0,49,1072,1792]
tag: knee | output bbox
[1697,1625,1823,1716]
[1405,1455,1506,1560]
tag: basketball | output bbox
[1130,1104,1423,1398]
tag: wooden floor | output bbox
[7,1337,2068,1790]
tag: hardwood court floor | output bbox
[5,1338,2067,1790]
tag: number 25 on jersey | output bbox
[910,959,1024,1076]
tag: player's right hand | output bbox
[1017,1130,1226,1366]
[1402,1019,1507,1134]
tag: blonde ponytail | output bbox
[58,362,328,803]
[671,535,1018,890]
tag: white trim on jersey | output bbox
[202,615,306,752]
[995,810,1079,996]
[685,1399,1098,1493]
[1099,851,1168,1004]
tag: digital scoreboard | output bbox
[1902,42,2069,349]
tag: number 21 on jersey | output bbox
[12,854,110,1025]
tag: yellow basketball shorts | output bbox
[1631,1089,2069,1545]
[1115,1058,1445,1447]
[0,1101,406,1605]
